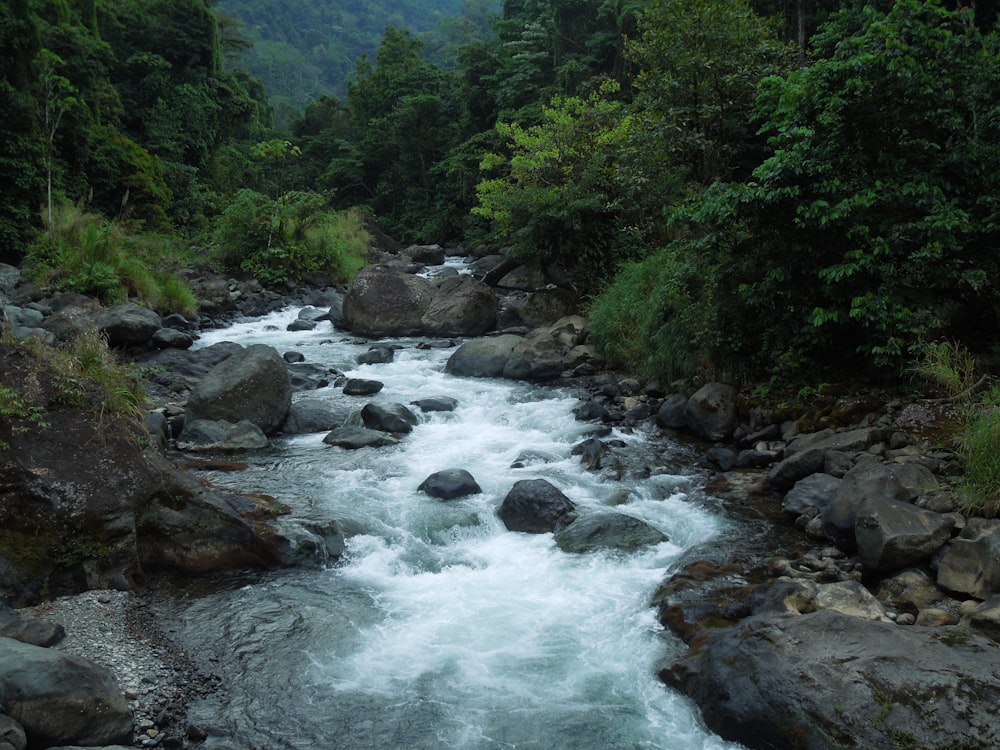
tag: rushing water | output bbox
[155,306,747,750]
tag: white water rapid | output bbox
[161,306,746,750]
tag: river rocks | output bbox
[343,378,384,396]
[445,334,522,378]
[357,344,394,365]
[684,383,739,442]
[0,636,133,748]
[410,396,458,413]
[498,479,577,533]
[150,326,194,350]
[554,512,667,553]
[821,461,919,553]
[854,496,955,572]
[0,715,25,750]
[322,426,399,449]
[420,275,497,337]
[184,344,291,435]
[281,398,348,435]
[97,302,161,348]
[749,578,890,622]
[663,609,1000,750]
[0,604,65,648]
[342,266,435,336]
[175,419,269,451]
[361,402,418,433]
[781,473,840,516]
[418,469,482,500]
[936,519,1000,599]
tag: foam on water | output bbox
[179,307,744,749]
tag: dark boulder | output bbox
[357,345,394,365]
[0,637,133,748]
[342,266,435,336]
[420,275,497,337]
[185,344,291,435]
[410,396,459,413]
[445,334,522,378]
[498,479,577,533]
[854,497,955,572]
[684,383,739,442]
[175,419,269,451]
[554,512,667,553]
[361,402,418,434]
[664,609,1000,750]
[97,302,161,348]
[417,469,482,500]
[343,378,384,396]
[281,398,349,435]
[322,426,399,449]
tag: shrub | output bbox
[212,190,370,286]
[24,204,197,315]
[957,385,1000,518]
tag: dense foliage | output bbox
[1,0,998,388]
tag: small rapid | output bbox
[156,307,745,750]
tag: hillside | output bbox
[216,0,491,120]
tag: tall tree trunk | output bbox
[797,0,807,67]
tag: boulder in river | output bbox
[498,479,577,533]
[0,636,133,748]
[683,383,739,442]
[445,334,523,378]
[322,426,400,449]
[410,396,458,413]
[418,469,482,500]
[343,378,384,396]
[97,302,161,348]
[342,266,435,336]
[554,512,667,553]
[361,402,418,434]
[175,418,269,452]
[419,275,497,337]
[185,344,291,435]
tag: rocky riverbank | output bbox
[2,244,998,750]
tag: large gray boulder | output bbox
[0,636,133,748]
[322,426,399,449]
[503,335,566,380]
[97,302,161,348]
[855,497,955,572]
[554,512,667,553]
[665,609,1000,750]
[821,462,914,552]
[767,448,826,492]
[684,383,739,442]
[281,398,349,435]
[342,266,435,336]
[936,519,1000,599]
[498,479,577,533]
[445,334,523,378]
[781,473,841,516]
[185,344,291,435]
[420,275,497,336]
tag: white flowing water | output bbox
[161,307,746,750]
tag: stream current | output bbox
[154,303,747,750]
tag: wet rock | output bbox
[281,399,347,435]
[748,578,890,622]
[185,344,291,435]
[420,275,497,337]
[502,335,566,381]
[554,511,667,553]
[150,328,194,350]
[417,469,482,500]
[664,609,1000,750]
[342,266,435,336]
[287,362,337,391]
[403,243,445,265]
[343,378,384,396]
[0,637,133,748]
[445,334,522,378]
[410,396,458,413]
[875,568,947,615]
[855,497,955,572]
[572,437,609,471]
[960,595,1000,640]
[283,351,305,363]
[498,479,577,533]
[822,462,915,552]
[0,714,25,750]
[322,426,399,449]
[356,345,394,365]
[175,419,269,452]
[361,402,418,434]
[684,384,739,442]
[767,447,825,491]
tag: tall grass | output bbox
[25,204,197,315]
[957,386,1000,518]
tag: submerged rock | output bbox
[554,512,667,553]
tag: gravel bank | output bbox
[24,590,217,749]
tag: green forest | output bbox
[2,0,999,387]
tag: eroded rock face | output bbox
[184,344,291,435]
[664,609,1000,750]
[0,636,133,748]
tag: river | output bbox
[152,304,748,750]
